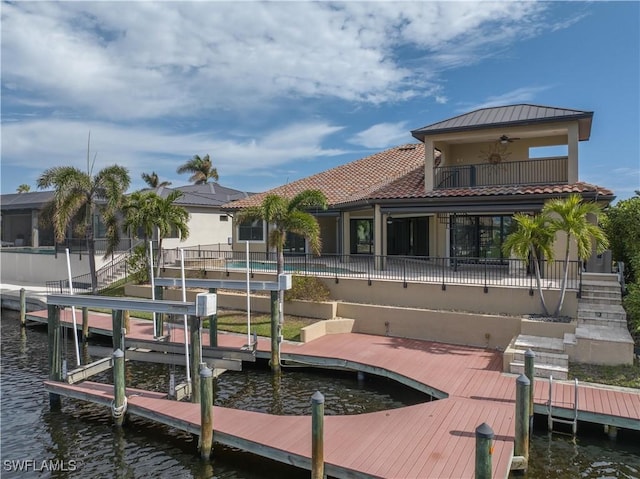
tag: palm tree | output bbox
[503,213,556,316]
[123,190,189,276]
[141,171,171,188]
[235,190,328,372]
[176,154,218,184]
[543,194,609,316]
[16,184,31,193]
[37,165,131,293]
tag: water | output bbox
[1,310,639,478]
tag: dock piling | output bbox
[154,285,164,337]
[112,348,126,427]
[47,304,62,410]
[199,366,213,460]
[475,422,493,479]
[190,315,202,403]
[524,349,535,433]
[515,374,530,465]
[112,310,125,352]
[209,288,218,347]
[270,291,280,373]
[20,288,26,327]
[82,307,89,342]
[311,391,325,479]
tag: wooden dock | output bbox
[30,308,640,478]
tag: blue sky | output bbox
[2,1,639,201]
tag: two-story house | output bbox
[225,104,613,265]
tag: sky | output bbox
[1,1,639,201]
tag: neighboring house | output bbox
[148,183,250,249]
[223,104,614,265]
[1,190,55,247]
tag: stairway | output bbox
[506,272,634,377]
[566,273,634,365]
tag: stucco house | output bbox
[0,182,250,283]
[224,104,613,265]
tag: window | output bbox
[450,215,513,261]
[238,219,264,241]
[220,215,229,222]
[350,219,373,254]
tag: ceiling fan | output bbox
[499,135,520,144]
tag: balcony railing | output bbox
[434,157,568,189]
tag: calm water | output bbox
[1,310,639,478]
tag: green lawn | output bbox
[569,361,640,389]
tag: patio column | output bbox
[567,123,579,183]
[424,137,435,192]
[374,204,383,270]
[31,209,39,247]
[341,211,350,262]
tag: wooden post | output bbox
[112,348,126,427]
[82,307,89,343]
[199,365,213,460]
[190,315,202,403]
[123,310,130,334]
[311,391,325,479]
[209,288,217,347]
[475,422,493,479]
[154,285,164,337]
[524,349,535,433]
[48,304,62,409]
[19,288,26,327]
[112,310,125,352]
[270,290,280,373]
[515,374,530,462]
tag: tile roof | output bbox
[411,104,593,141]
[370,166,614,200]
[224,143,426,209]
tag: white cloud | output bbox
[1,2,562,120]
[349,122,410,149]
[0,119,345,191]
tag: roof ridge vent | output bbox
[398,145,417,151]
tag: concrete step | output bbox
[514,334,565,354]
[581,273,620,283]
[513,349,568,367]
[578,303,626,321]
[510,361,568,380]
[579,317,629,329]
[579,289,621,301]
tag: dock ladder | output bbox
[547,375,579,435]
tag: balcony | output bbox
[434,157,568,189]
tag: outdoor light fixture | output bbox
[386,216,393,225]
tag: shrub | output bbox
[284,275,331,302]
[127,244,150,284]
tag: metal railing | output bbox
[158,249,581,291]
[46,240,143,294]
[54,237,136,256]
[435,157,568,189]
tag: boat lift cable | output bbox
[65,248,81,367]
[149,241,157,338]
[179,248,191,388]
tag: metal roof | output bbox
[0,191,55,210]
[411,104,593,141]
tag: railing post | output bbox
[475,422,493,479]
[515,374,530,464]
[311,391,325,479]
[112,348,126,427]
[199,366,213,459]
[524,350,535,433]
